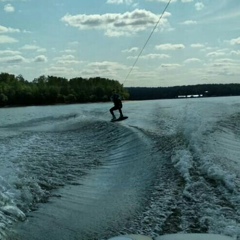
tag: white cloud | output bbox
[61,49,76,54]
[161,63,181,68]
[46,66,75,77]
[156,43,185,50]
[0,35,18,43]
[229,37,240,45]
[231,50,240,56]
[0,55,26,63]
[85,61,127,78]
[122,47,139,53]
[79,61,127,79]
[184,58,201,64]
[88,61,127,71]
[21,44,46,52]
[23,30,32,34]
[206,58,240,77]
[33,55,48,63]
[106,0,133,5]
[128,53,170,59]
[0,50,21,55]
[54,55,75,61]
[206,51,226,58]
[195,2,204,11]
[0,25,20,34]
[53,55,81,65]
[181,0,193,2]
[61,9,171,37]
[37,48,47,53]
[57,59,80,65]
[191,43,205,48]
[213,58,236,64]
[180,20,197,25]
[21,44,40,50]
[68,41,79,46]
[4,3,15,13]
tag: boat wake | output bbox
[1,99,240,239]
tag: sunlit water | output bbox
[1,97,240,240]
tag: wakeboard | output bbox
[111,116,128,122]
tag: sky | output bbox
[0,0,240,87]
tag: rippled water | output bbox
[1,97,240,240]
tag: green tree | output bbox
[0,93,8,106]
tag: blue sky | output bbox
[0,0,240,87]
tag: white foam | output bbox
[200,155,236,191]
[171,149,193,183]
[1,205,25,221]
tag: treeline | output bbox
[127,84,240,100]
[1,72,239,107]
[0,72,129,107]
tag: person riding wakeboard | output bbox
[109,89,124,121]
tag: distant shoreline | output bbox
[1,95,240,109]
[126,83,240,100]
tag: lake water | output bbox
[1,97,240,240]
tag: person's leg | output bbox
[110,106,117,119]
[118,107,123,118]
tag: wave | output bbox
[1,116,157,239]
[0,113,79,130]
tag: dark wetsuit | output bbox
[110,93,123,117]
